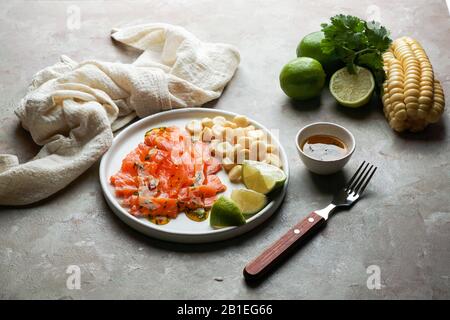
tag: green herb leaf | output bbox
[357,52,385,84]
[365,21,391,51]
[357,52,383,70]
[320,14,392,86]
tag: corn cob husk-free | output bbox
[382,37,445,132]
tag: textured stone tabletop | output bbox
[0,0,449,299]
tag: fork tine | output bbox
[345,161,366,191]
[357,166,377,196]
[347,162,370,193]
[353,164,374,194]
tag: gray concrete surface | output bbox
[0,0,449,299]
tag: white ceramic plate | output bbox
[99,108,289,243]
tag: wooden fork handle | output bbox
[243,211,326,281]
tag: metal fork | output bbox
[244,161,377,281]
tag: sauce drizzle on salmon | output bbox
[110,126,226,220]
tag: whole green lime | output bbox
[279,57,326,100]
[296,31,341,74]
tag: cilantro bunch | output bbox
[320,14,392,85]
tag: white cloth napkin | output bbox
[0,23,240,205]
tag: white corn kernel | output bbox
[250,140,267,161]
[233,128,246,143]
[223,127,235,143]
[186,120,202,135]
[201,117,214,128]
[224,120,238,128]
[201,127,213,142]
[212,124,225,140]
[214,141,234,158]
[237,136,252,149]
[209,139,220,153]
[232,115,249,128]
[228,165,242,183]
[233,144,244,161]
[236,148,250,164]
[212,116,226,125]
[243,125,255,134]
[247,129,266,141]
[263,153,282,168]
[222,157,236,172]
[267,144,278,154]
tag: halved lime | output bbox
[329,66,375,108]
[242,160,287,194]
[210,196,246,228]
[231,189,268,216]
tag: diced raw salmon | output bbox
[110,126,225,219]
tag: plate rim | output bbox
[99,107,289,242]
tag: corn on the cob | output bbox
[382,37,445,132]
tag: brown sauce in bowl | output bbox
[301,135,347,161]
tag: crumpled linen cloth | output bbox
[0,23,240,206]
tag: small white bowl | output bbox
[295,122,355,175]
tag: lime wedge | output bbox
[210,196,246,228]
[329,66,375,108]
[231,189,268,216]
[242,160,287,194]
